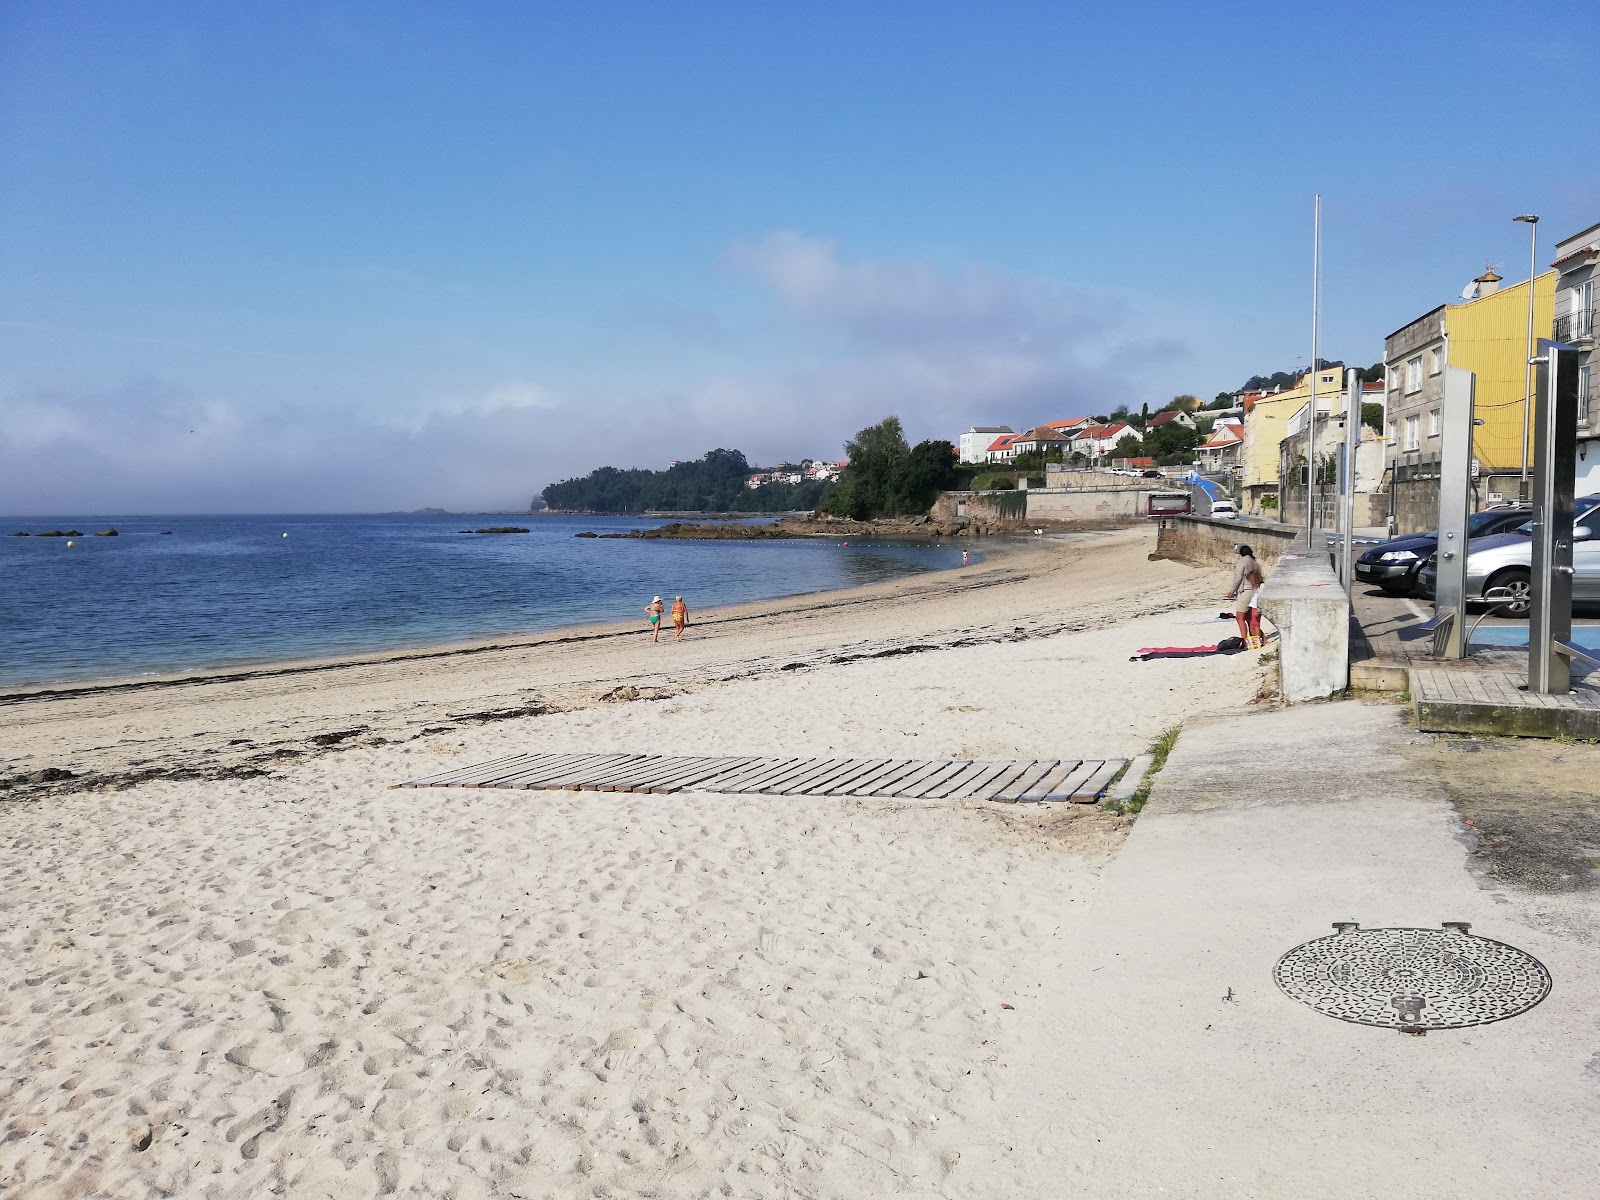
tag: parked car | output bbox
[1416,498,1600,616]
[1141,469,1163,478]
[1210,499,1238,519]
[1355,506,1532,596]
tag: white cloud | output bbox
[0,233,1190,513]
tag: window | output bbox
[1428,409,1441,437]
[1581,365,1592,427]
[1388,364,1401,391]
[1406,356,1423,393]
[1405,414,1421,451]
[1388,420,1398,447]
[1428,347,1443,375]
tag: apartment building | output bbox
[1552,221,1599,491]
[1383,268,1555,498]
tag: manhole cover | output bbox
[1274,922,1551,1035]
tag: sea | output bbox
[0,513,970,689]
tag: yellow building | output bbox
[1383,270,1556,477]
[1240,366,1343,512]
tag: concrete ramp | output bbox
[984,701,1600,1198]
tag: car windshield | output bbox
[1513,503,1600,536]
[1468,510,1520,534]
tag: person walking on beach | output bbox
[669,595,689,641]
[645,596,665,644]
[1226,544,1265,649]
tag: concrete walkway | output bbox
[986,701,1600,1199]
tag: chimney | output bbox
[1473,267,1502,297]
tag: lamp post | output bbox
[1514,213,1539,496]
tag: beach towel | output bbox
[1131,637,1247,662]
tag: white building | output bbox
[959,426,1014,464]
[1553,221,1599,492]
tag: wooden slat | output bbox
[976,761,1039,800]
[786,757,876,795]
[993,761,1060,802]
[923,760,1001,800]
[829,758,912,796]
[758,758,836,794]
[1069,759,1125,802]
[940,760,1016,799]
[903,759,977,799]
[886,760,964,799]
[765,757,850,795]
[516,753,638,791]
[699,758,802,793]
[617,755,752,793]
[1041,759,1103,800]
[597,756,681,791]
[1019,760,1081,802]
[810,758,894,795]
[689,757,786,791]
[720,757,809,793]
[486,753,608,789]
[569,755,658,790]
[648,755,764,793]
[414,752,540,788]
[1105,754,1153,801]
[402,752,522,787]
[457,754,559,788]
[849,759,933,797]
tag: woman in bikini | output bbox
[669,595,688,641]
[645,596,665,644]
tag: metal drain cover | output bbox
[1274,922,1551,1034]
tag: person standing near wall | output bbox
[1226,544,1266,649]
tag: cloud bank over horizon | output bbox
[0,233,1185,515]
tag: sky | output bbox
[3,1,1597,514]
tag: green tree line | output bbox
[540,449,829,513]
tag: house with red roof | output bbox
[1067,422,1135,459]
[1196,422,1245,473]
[984,433,1021,463]
[1146,409,1195,430]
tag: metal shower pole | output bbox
[1343,368,1359,602]
[1515,214,1540,496]
[1306,194,1321,538]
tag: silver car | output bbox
[1417,499,1600,616]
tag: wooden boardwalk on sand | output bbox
[399,753,1127,804]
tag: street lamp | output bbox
[1514,213,1539,494]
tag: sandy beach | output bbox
[1,526,1271,1198]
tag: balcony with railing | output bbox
[1554,307,1594,343]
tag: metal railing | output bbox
[1554,307,1593,342]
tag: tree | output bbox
[1113,434,1143,459]
[1362,402,1385,431]
[1356,361,1386,384]
[1144,421,1201,463]
[1109,403,1132,423]
[1205,393,1236,410]
[821,417,956,519]
[1138,401,1150,428]
[1166,394,1201,412]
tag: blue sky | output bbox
[3,1,1596,512]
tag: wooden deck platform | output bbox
[399,753,1128,803]
[1411,664,1600,738]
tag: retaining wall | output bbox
[1257,537,1350,702]
[1153,515,1299,569]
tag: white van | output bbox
[1210,499,1238,519]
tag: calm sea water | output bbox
[0,513,969,688]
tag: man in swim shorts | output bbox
[645,595,665,644]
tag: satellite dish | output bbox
[1460,281,1480,301]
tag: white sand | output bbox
[0,527,1270,1198]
